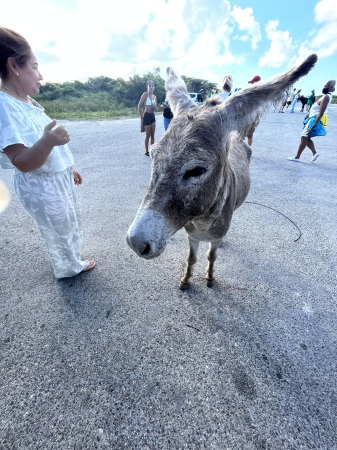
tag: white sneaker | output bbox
[311,153,319,162]
[287,156,300,161]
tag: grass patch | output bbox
[50,109,138,120]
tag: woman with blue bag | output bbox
[287,79,335,162]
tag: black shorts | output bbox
[143,112,156,126]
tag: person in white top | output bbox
[286,88,297,109]
[287,79,335,162]
[138,80,157,156]
[217,74,233,100]
[0,27,95,278]
[290,89,301,113]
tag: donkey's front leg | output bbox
[205,240,222,287]
[180,237,200,290]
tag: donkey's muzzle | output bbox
[126,208,173,259]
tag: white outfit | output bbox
[145,95,156,107]
[218,92,231,99]
[0,92,89,278]
[308,93,332,118]
[287,91,296,103]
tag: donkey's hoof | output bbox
[206,278,214,288]
[179,281,190,290]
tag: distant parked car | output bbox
[189,92,204,104]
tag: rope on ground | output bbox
[244,201,302,242]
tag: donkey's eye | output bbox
[183,167,206,180]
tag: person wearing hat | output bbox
[248,75,261,84]
[246,75,261,146]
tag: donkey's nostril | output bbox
[141,243,151,256]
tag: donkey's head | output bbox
[127,55,317,259]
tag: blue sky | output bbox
[1,0,336,96]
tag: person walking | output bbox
[138,80,157,156]
[290,89,301,113]
[0,27,95,278]
[287,80,335,162]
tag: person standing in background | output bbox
[290,89,301,113]
[285,88,297,110]
[0,27,95,278]
[161,97,173,131]
[218,74,233,100]
[138,80,157,156]
[306,90,315,111]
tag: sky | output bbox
[1,0,337,95]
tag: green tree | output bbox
[35,69,226,118]
[86,76,115,93]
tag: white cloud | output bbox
[308,0,337,58]
[236,35,249,42]
[314,0,337,22]
[0,0,250,83]
[231,6,261,49]
[259,20,293,67]
[131,0,242,80]
[292,45,316,65]
[280,0,337,78]
[1,0,334,93]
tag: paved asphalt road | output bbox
[0,104,336,450]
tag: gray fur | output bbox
[127,54,317,289]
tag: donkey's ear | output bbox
[215,54,318,138]
[165,67,198,116]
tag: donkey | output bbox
[127,54,317,289]
[297,95,309,112]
